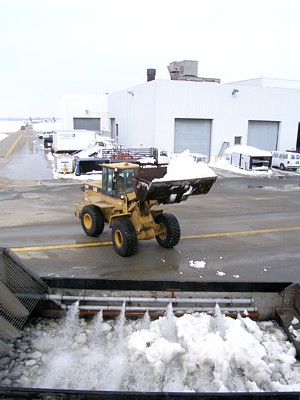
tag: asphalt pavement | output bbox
[0,129,300,284]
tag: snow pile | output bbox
[225,145,272,157]
[0,133,8,142]
[1,303,300,392]
[210,158,274,176]
[158,150,216,181]
[0,120,22,134]
[52,170,101,181]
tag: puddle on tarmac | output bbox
[0,141,53,180]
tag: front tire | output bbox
[112,219,138,257]
[155,213,181,248]
[81,205,104,237]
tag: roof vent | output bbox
[147,69,156,82]
[167,60,221,83]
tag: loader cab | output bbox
[101,163,138,197]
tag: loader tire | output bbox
[81,205,104,237]
[155,213,181,248]
[112,219,138,257]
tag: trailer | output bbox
[225,145,272,171]
[52,130,99,154]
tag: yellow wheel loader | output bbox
[75,162,217,257]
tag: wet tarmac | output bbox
[0,133,53,181]
[0,129,300,284]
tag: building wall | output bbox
[60,94,110,132]
[108,83,156,147]
[60,79,300,157]
[108,79,300,156]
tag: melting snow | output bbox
[1,303,300,392]
[189,260,206,269]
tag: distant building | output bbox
[60,94,110,136]
[60,60,300,160]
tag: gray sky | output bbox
[1,0,300,118]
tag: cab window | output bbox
[102,167,114,195]
[116,169,135,194]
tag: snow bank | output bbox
[225,145,272,157]
[0,120,22,134]
[0,133,8,142]
[210,158,274,176]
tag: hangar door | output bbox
[174,119,212,157]
[247,121,279,151]
[73,118,100,131]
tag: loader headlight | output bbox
[120,195,125,200]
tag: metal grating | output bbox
[0,248,48,358]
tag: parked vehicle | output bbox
[271,151,300,171]
[52,130,99,153]
[225,145,272,171]
[37,131,54,139]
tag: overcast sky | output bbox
[1,0,300,118]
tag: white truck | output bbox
[271,151,300,171]
[52,130,99,154]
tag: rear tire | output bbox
[81,205,104,237]
[112,219,138,257]
[280,163,285,170]
[155,213,181,248]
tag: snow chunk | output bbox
[157,150,216,181]
[145,337,185,364]
[189,260,206,269]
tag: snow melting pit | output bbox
[1,301,300,393]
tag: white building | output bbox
[60,61,300,161]
[60,94,110,134]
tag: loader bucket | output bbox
[134,175,217,204]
